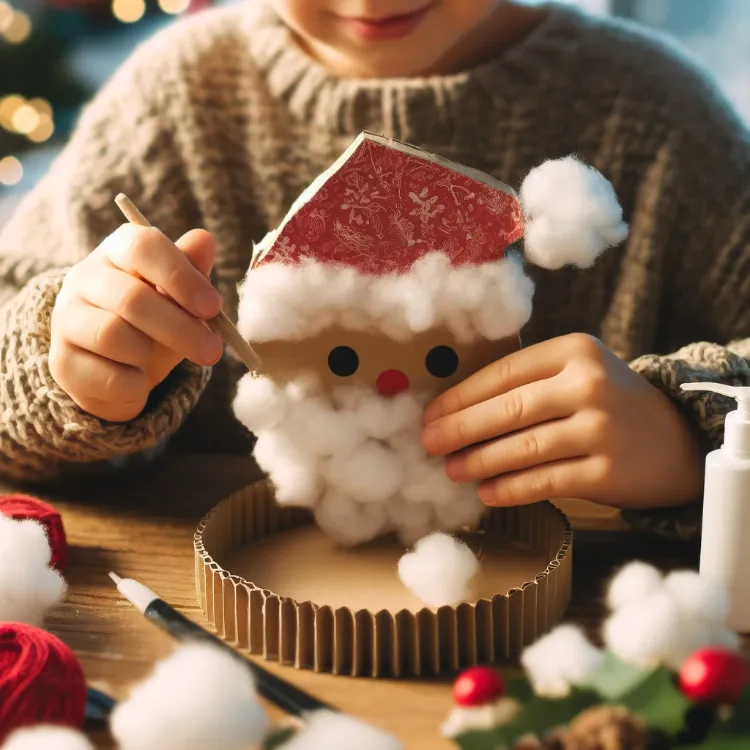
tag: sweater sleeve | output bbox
[621,67,750,542]
[0,42,211,483]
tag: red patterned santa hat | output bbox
[237,134,628,343]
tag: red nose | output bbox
[376,369,409,397]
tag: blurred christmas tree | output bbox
[0,0,212,194]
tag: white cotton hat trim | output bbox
[237,252,534,343]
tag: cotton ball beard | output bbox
[233,374,486,547]
[110,643,270,750]
[0,514,66,626]
[0,727,93,750]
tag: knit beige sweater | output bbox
[0,1,748,540]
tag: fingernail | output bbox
[423,402,444,425]
[195,287,223,319]
[421,424,440,454]
[202,331,223,364]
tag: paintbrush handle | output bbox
[144,599,333,716]
[113,193,260,371]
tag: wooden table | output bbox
[6,454,700,749]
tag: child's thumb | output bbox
[175,228,217,278]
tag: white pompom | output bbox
[110,643,270,750]
[281,710,402,750]
[520,625,604,698]
[0,514,66,626]
[602,591,682,669]
[1,727,94,750]
[232,375,288,432]
[606,561,663,611]
[662,571,730,625]
[397,532,478,608]
[520,156,628,270]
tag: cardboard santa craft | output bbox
[233,132,627,607]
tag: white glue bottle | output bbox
[682,383,750,632]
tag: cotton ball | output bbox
[314,491,389,545]
[606,561,664,611]
[520,156,628,270]
[352,394,423,440]
[110,643,269,750]
[1,726,94,750]
[281,710,402,750]
[659,617,736,671]
[232,375,288,432]
[401,459,457,506]
[520,625,604,698]
[388,500,434,545]
[602,590,682,669]
[237,263,312,341]
[662,570,730,625]
[469,259,535,342]
[288,399,366,458]
[434,486,486,531]
[324,441,404,503]
[254,431,321,506]
[398,532,478,608]
[0,514,66,626]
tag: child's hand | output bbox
[49,225,224,422]
[422,334,704,510]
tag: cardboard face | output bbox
[251,326,520,397]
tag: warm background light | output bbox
[158,0,190,14]
[0,156,23,187]
[3,9,31,43]
[112,0,146,23]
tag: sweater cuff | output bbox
[0,269,211,482]
[622,342,750,543]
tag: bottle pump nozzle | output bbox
[681,383,750,456]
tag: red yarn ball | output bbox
[0,623,87,742]
[453,666,506,706]
[679,648,750,706]
[0,495,70,571]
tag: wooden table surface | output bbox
[5,454,701,749]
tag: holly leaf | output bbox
[262,727,298,749]
[617,666,692,736]
[451,729,507,750]
[578,649,652,700]
[504,668,535,704]
[492,686,600,744]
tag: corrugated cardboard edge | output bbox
[194,480,573,678]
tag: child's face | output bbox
[271,0,499,77]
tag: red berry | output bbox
[453,666,506,706]
[679,648,750,705]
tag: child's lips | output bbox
[337,3,434,42]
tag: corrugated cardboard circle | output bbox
[194,480,573,678]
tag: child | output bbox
[0,0,747,543]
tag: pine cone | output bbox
[524,706,650,750]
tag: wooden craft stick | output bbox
[114,193,260,371]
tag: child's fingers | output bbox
[78,264,222,366]
[422,373,573,456]
[476,455,600,507]
[424,342,563,424]
[54,300,157,368]
[443,414,586,482]
[102,224,222,319]
[423,333,607,424]
[49,342,148,415]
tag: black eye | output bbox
[426,346,459,378]
[328,346,359,377]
